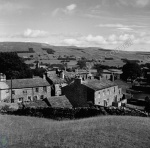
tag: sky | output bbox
[0,0,150,51]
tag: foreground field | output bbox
[0,115,150,148]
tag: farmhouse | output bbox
[0,73,51,103]
[62,76,123,107]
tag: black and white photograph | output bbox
[0,0,150,147]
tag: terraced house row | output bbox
[0,70,126,108]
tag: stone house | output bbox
[0,73,51,103]
[62,76,123,107]
[101,69,123,80]
[46,70,67,96]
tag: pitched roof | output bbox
[49,77,66,84]
[64,71,76,78]
[46,95,72,108]
[6,77,50,89]
[24,100,48,108]
[82,78,117,91]
[108,69,123,74]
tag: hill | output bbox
[0,115,150,148]
[0,42,149,67]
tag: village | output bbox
[0,55,150,117]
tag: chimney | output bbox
[99,76,102,81]
[0,73,6,82]
[43,73,46,80]
[60,71,65,79]
[74,75,82,85]
[111,73,114,82]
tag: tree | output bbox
[0,52,32,79]
[122,62,142,81]
[32,68,46,78]
[145,96,150,113]
[77,60,86,69]
[93,64,110,76]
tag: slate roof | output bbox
[49,77,67,84]
[64,71,76,78]
[24,100,48,108]
[83,78,117,91]
[108,69,123,74]
[6,77,50,89]
[46,95,72,108]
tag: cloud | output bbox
[98,24,127,28]
[66,4,77,12]
[97,23,147,33]
[117,27,133,31]
[51,32,83,38]
[52,8,60,17]
[97,24,145,28]
[118,34,135,41]
[84,34,107,44]
[61,32,150,47]
[133,0,149,7]
[63,38,82,46]
[52,4,77,16]
[11,29,49,38]
[0,1,31,13]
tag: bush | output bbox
[3,105,149,120]
[0,105,10,113]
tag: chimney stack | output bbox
[0,73,6,82]
[43,73,46,80]
[111,73,115,82]
[74,75,82,85]
[60,71,65,79]
[99,76,102,81]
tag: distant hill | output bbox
[0,42,51,52]
[0,42,149,67]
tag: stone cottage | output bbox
[62,76,123,107]
[0,73,51,103]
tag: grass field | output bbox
[0,115,150,148]
[0,42,149,68]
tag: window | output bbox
[107,90,110,95]
[43,86,47,92]
[114,96,117,102]
[33,96,38,101]
[18,97,23,102]
[103,90,105,96]
[11,99,14,103]
[23,90,27,94]
[28,96,32,101]
[35,88,39,92]
[6,89,9,93]
[59,84,62,89]
[12,90,15,95]
[119,89,121,94]
[114,87,116,93]
[40,95,44,100]
[98,92,101,99]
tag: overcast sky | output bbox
[0,0,150,51]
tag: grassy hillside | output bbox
[0,42,149,67]
[0,115,150,148]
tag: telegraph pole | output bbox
[11,77,12,103]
